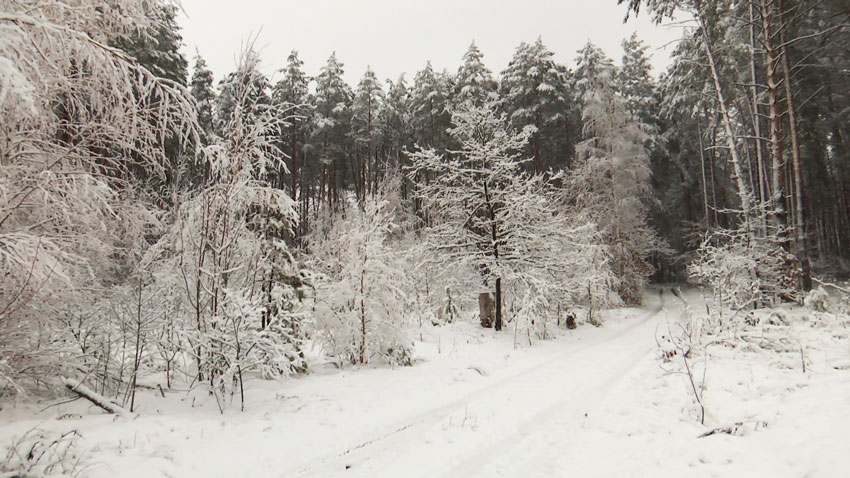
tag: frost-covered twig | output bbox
[1,428,87,477]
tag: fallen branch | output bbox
[467,366,489,376]
[699,422,743,438]
[61,377,129,416]
[698,420,768,438]
[812,277,850,295]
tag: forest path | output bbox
[288,290,672,478]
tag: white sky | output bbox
[177,0,682,86]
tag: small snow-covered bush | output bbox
[1,429,87,478]
[309,195,411,366]
[804,286,830,312]
[439,287,461,324]
[402,240,480,328]
[689,229,800,310]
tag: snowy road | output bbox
[289,294,668,478]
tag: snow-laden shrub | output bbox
[438,287,461,325]
[689,229,800,310]
[510,283,554,342]
[402,239,481,328]
[804,286,830,312]
[0,0,198,396]
[142,49,308,409]
[1,429,87,477]
[309,195,411,366]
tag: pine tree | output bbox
[311,52,353,207]
[410,61,451,149]
[381,75,414,180]
[114,3,189,86]
[273,50,312,210]
[500,38,574,173]
[351,67,386,198]
[573,42,617,110]
[453,41,498,107]
[190,54,216,145]
[620,0,814,301]
[618,33,657,126]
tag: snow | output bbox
[1,287,848,477]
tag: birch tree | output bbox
[150,48,306,409]
[409,101,614,331]
[309,192,410,366]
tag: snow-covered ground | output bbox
[1,287,848,477]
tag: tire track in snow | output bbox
[289,294,668,477]
[446,331,657,477]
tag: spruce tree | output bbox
[618,33,657,127]
[571,60,661,304]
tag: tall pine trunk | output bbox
[695,1,754,228]
[760,0,790,247]
[778,0,812,290]
[750,2,769,234]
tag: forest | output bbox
[1,1,850,474]
[3,0,850,400]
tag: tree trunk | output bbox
[825,70,850,255]
[750,2,769,234]
[695,3,754,226]
[778,0,812,290]
[533,110,543,174]
[290,126,298,203]
[360,265,367,364]
[760,0,790,246]
[696,114,711,231]
[494,277,503,331]
[63,378,129,416]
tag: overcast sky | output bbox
[177,0,682,86]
